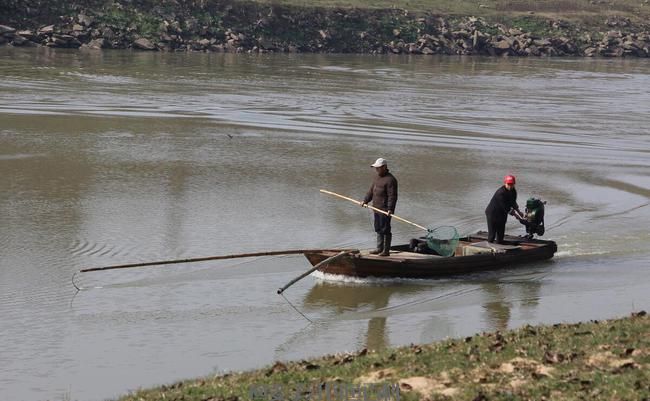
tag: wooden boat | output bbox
[304,231,557,279]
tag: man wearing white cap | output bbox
[362,158,398,256]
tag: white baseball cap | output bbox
[370,158,387,167]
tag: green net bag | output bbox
[426,226,460,257]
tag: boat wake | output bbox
[310,270,443,285]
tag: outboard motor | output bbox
[521,197,545,239]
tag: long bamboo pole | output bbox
[320,189,429,231]
[277,250,356,294]
[77,248,356,274]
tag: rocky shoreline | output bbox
[1,1,649,57]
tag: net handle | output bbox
[320,189,429,231]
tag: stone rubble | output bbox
[1,11,648,57]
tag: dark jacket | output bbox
[485,185,518,220]
[364,171,398,213]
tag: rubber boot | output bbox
[369,234,384,255]
[379,234,392,256]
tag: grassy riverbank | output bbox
[118,312,649,401]
[254,0,650,20]
[4,0,650,20]
[4,0,650,33]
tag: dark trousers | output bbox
[374,213,392,235]
[486,213,506,243]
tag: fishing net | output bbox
[426,226,460,257]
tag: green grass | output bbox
[97,5,164,38]
[117,312,650,401]
[243,0,649,19]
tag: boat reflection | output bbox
[301,269,545,350]
[302,281,420,351]
[481,271,544,331]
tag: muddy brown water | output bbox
[1,48,649,401]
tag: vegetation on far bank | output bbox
[253,0,650,21]
[117,312,650,401]
[6,0,650,22]
[3,0,650,34]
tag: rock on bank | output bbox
[1,1,649,57]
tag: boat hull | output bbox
[305,231,557,279]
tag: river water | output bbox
[1,47,649,401]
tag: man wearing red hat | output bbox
[485,175,521,244]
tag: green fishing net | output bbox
[426,226,460,257]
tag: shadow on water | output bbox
[292,265,547,352]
